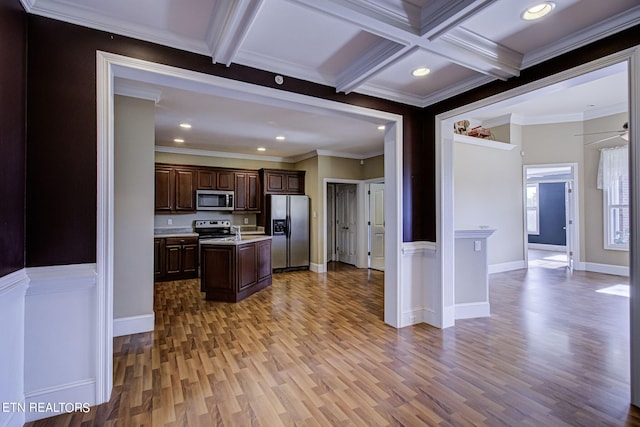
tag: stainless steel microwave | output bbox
[196,190,234,211]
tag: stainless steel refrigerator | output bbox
[267,195,309,270]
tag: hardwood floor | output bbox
[27,263,640,426]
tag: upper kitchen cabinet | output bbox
[234,171,260,212]
[260,169,305,195]
[196,168,235,191]
[155,163,196,212]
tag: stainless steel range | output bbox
[194,220,232,240]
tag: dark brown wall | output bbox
[0,0,26,277]
[25,16,428,266]
[24,15,639,267]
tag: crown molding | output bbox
[155,145,292,163]
[234,49,332,87]
[114,81,162,103]
[25,0,210,56]
[522,6,640,70]
[207,0,264,66]
[155,145,384,164]
[420,0,498,40]
[480,105,628,128]
[336,39,406,94]
[437,27,522,79]
[583,102,628,121]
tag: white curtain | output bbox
[597,146,628,189]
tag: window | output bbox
[526,183,539,235]
[598,146,629,250]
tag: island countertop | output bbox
[199,235,272,246]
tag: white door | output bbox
[327,184,336,261]
[336,184,357,265]
[565,180,574,272]
[369,183,385,271]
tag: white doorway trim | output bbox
[523,163,580,270]
[437,46,639,405]
[322,179,368,270]
[96,51,404,404]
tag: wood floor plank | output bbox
[25,262,640,426]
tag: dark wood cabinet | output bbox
[260,169,305,195]
[217,170,235,191]
[154,236,198,281]
[197,168,235,191]
[201,238,272,302]
[197,169,215,189]
[155,164,196,212]
[154,238,164,280]
[174,168,195,211]
[234,171,260,212]
[155,166,173,211]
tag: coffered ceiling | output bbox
[21,0,639,159]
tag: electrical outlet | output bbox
[167,218,173,225]
[243,217,249,225]
[474,240,481,251]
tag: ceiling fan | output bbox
[581,122,629,145]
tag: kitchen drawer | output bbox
[165,236,197,246]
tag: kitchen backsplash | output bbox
[154,212,256,229]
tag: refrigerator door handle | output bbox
[287,216,291,238]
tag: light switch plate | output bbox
[474,240,481,251]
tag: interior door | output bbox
[369,183,385,271]
[327,184,336,262]
[565,180,574,272]
[336,184,357,265]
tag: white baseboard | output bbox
[309,263,325,273]
[113,313,155,337]
[442,305,455,328]
[455,302,490,320]
[528,243,566,251]
[584,262,629,277]
[488,260,526,274]
[24,379,96,422]
[401,308,424,327]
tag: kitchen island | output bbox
[200,235,272,302]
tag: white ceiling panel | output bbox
[463,0,640,55]
[25,0,639,159]
[364,48,481,100]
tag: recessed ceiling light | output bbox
[412,67,430,77]
[173,138,184,143]
[179,123,192,129]
[522,2,555,20]
[257,147,266,152]
[377,125,386,131]
[276,135,286,141]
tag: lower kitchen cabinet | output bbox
[154,236,198,281]
[201,238,272,302]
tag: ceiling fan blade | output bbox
[575,129,626,136]
[586,133,627,146]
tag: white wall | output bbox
[0,271,27,427]
[23,264,97,422]
[454,138,524,267]
[113,95,155,335]
[522,114,629,270]
[583,113,629,267]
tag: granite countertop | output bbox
[154,227,198,238]
[199,235,272,246]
